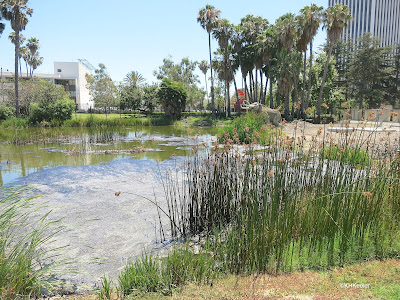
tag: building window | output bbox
[57,69,62,72]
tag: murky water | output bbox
[0,126,217,290]
[0,126,217,187]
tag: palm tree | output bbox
[124,71,145,88]
[8,32,25,75]
[317,4,351,123]
[213,18,233,117]
[2,0,33,117]
[212,50,234,118]
[26,37,40,76]
[197,4,221,120]
[198,60,210,108]
[240,15,268,104]
[297,4,323,118]
[275,13,297,120]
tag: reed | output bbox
[162,119,400,275]
[0,187,68,298]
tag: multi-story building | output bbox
[328,0,400,47]
[0,60,94,111]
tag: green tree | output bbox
[332,38,354,114]
[124,71,145,88]
[119,71,146,112]
[1,0,33,117]
[310,51,339,115]
[3,78,69,116]
[119,84,141,112]
[348,33,393,109]
[275,13,297,120]
[157,78,187,119]
[197,4,220,120]
[26,37,42,77]
[154,56,201,110]
[386,43,400,107]
[297,4,323,116]
[141,84,158,114]
[213,18,234,117]
[86,64,117,118]
[317,4,351,122]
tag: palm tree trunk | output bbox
[301,50,307,118]
[244,76,250,102]
[249,72,254,102]
[259,70,263,104]
[255,69,258,103]
[25,61,28,78]
[233,77,240,115]
[269,80,273,108]
[204,73,209,109]
[317,43,334,123]
[263,76,269,104]
[306,41,313,117]
[284,93,290,121]
[209,33,216,120]
[227,81,231,117]
[14,32,20,117]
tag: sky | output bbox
[0,0,328,89]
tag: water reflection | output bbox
[0,126,217,187]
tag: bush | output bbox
[0,104,14,121]
[29,98,75,124]
[219,112,271,144]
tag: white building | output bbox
[0,60,94,111]
[329,0,400,47]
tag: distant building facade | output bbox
[0,60,94,111]
[328,0,400,47]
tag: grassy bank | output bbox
[0,113,226,129]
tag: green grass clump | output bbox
[218,112,271,144]
[116,246,221,297]
[0,117,29,128]
[322,145,372,165]
[0,187,66,298]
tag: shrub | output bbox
[0,104,14,121]
[219,112,271,144]
[29,98,75,124]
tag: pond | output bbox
[0,126,218,187]
[0,125,218,290]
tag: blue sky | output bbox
[0,0,328,87]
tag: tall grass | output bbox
[162,120,400,274]
[0,187,67,298]
[117,245,221,297]
[218,112,271,144]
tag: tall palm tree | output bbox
[275,13,297,120]
[316,4,351,123]
[297,4,323,117]
[213,18,233,117]
[2,0,33,117]
[8,31,25,75]
[197,4,221,120]
[26,36,39,76]
[199,60,210,107]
